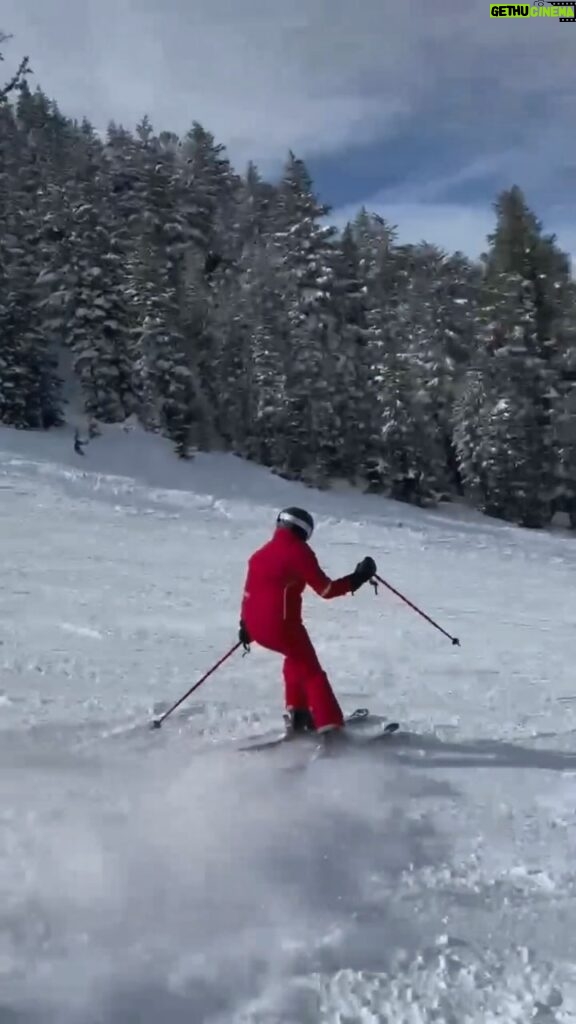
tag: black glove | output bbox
[239,620,251,650]
[349,556,377,593]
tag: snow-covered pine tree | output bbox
[127,118,202,457]
[205,161,283,457]
[329,223,373,481]
[350,208,398,293]
[105,120,163,427]
[347,220,444,500]
[0,90,64,428]
[39,117,136,422]
[244,240,290,466]
[0,31,31,103]
[237,161,278,251]
[551,279,576,528]
[176,122,241,426]
[457,186,573,527]
[394,242,482,498]
[201,256,251,453]
[350,208,401,334]
[456,273,554,527]
[209,238,287,463]
[0,97,26,425]
[180,122,239,261]
[15,82,72,172]
[452,365,490,510]
[271,152,340,485]
[365,298,442,505]
[347,210,430,491]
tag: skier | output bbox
[74,429,88,456]
[239,507,376,745]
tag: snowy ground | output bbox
[2,422,576,1023]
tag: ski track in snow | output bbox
[2,423,576,1023]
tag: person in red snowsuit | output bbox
[239,507,376,737]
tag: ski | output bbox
[237,708,399,752]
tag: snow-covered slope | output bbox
[2,422,576,1023]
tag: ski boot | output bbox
[283,708,316,739]
[315,725,349,758]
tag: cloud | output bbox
[2,0,575,173]
[3,0,574,262]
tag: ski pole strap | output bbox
[374,574,460,646]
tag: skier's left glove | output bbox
[239,619,251,651]
[349,556,377,593]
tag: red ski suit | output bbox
[241,527,354,731]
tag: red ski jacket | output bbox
[241,527,353,642]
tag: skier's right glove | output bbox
[349,556,377,593]
[239,619,251,651]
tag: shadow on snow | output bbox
[366,729,576,773]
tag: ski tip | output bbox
[346,707,370,722]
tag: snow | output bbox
[2,421,576,1023]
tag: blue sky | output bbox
[3,0,575,265]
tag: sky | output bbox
[2,0,575,265]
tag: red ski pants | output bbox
[256,625,344,731]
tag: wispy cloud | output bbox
[3,0,574,258]
[2,0,574,168]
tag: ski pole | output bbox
[372,574,460,646]
[151,641,242,729]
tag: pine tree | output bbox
[0,31,31,103]
[453,366,490,509]
[271,152,340,485]
[457,186,574,527]
[180,122,239,258]
[244,241,289,466]
[237,162,278,250]
[365,304,442,505]
[176,122,241,427]
[42,119,136,422]
[0,88,64,428]
[394,242,481,498]
[206,161,283,458]
[347,211,442,495]
[329,223,372,480]
[128,118,203,457]
[456,274,554,526]
[350,208,398,294]
[551,282,576,528]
